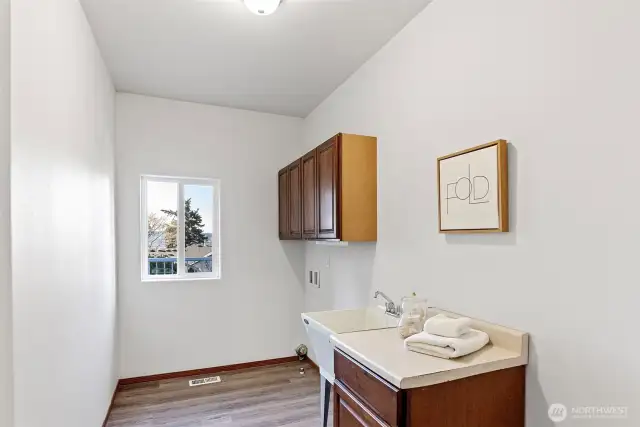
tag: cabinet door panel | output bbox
[338,401,366,427]
[334,381,388,427]
[288,160,302,239]
[278,168,289,240]
[317,136,339,239]
[335,351,400,426]
[302,150,318,239]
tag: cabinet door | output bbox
[334,381,388,427]
[317,135,340,239]
[334,351,400,426]
[302,150,318,239]
[338,402,367,427]
[288,159,302,239]
[278,167,289,240]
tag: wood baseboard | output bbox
[118,356,301,386]
[102,384,118,427]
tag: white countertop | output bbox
[330,308,529,389]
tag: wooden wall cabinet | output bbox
[278,167,289,240]
[288,159,302,239]
[278,159,303,240]
[302,149,318,239]
[278,133,377,242]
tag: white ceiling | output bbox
[80,0,431,117]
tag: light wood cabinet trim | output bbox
[497,139,509,231]
[340,133,378,242]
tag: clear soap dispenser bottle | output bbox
[397,293,428,339]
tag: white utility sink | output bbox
[301,306,398,383]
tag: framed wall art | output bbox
[437,140,509,233]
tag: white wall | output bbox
[116,93,305,378]
[0,0,12,426]
[303,0,640,425]
[10,0,117,426]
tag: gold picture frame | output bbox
[437,140,509,233]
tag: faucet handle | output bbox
[386,301,402,316]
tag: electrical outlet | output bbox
[308,270,320,288]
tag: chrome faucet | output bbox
[374,291,402,317]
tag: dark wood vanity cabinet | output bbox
[278,133,377,241]
[334,350,526,427]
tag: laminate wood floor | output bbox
[105,361,332,427]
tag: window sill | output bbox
[141,276,221,283]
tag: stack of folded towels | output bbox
[404,314,490,359]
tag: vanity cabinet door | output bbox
[334,351,400,426]
[335,381,389,427]
[278,167,289,239]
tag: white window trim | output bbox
[140,175,221,282]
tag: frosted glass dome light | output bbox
[244,0,281,16]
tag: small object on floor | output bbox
[404,329,490,359]
[424,313,472,338]
[295,344,308,361]
[299,367,305,375]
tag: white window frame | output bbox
[140,175,221,282]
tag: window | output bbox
[141,176,221,281]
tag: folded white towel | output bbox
[424,314,472,338]
[404,329,490,359]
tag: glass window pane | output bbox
[147,181,178,276]
[184,184,214,274]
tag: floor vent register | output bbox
[189,376,222,387]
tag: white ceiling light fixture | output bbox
[244,0,281,16]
